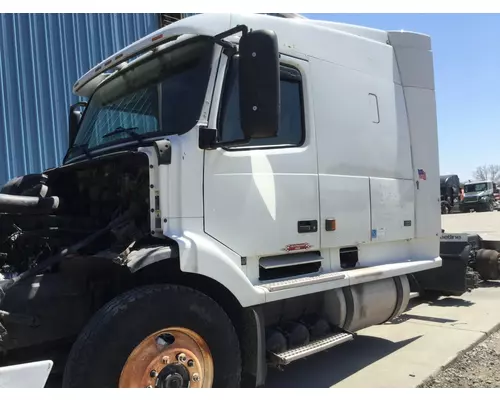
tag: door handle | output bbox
[298,220,318,233]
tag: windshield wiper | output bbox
[68,143,92,160]
[64,128,168,164]
[103,126,143,142]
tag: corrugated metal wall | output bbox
[0,13,159,185]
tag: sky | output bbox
[302,14,500,181]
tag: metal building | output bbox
[0,13,190,185]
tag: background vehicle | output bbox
[440,175,460,214]
[460,180,498,212]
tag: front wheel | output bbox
[62,285,241,388]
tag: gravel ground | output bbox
[422,329,500,388]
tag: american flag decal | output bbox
[418,169,427,180]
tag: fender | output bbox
[122,245,178,273]
[170,229,266,307]
[120,231,266,307]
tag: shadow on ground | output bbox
[402,297,474,314]
[426,297,475,308]
[388,314,458,325]
[264,335,421,388]
[479,280,500,289]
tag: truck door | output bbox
[203,55,319,259]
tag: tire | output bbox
[62,285,241,388]
[488,202,494,212]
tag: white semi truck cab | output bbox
[0,13,443,388]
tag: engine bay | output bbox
[0,151,151,278]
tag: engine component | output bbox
[0,321,7,343]
[0,194,60,214]
[0,152,150,279]
[0,174,49,197]
[0,211,134,305]
[0,310,38,327]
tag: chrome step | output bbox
[269,331,354,366]
[259,271,346,292]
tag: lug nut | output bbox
[192,373,200,382]
[177,353,187,363]
[162,356,170,364]
[187,360,194,368]
[150,370,158,378]
[146,385,153,388]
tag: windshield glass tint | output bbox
[68,38,213,160]
[464,183,488,193]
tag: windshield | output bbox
[66,37,214,162]
[464,183,488,193]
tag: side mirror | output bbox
[68,102,87,147]
[238,29,280,140]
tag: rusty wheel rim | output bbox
[119,327,214,388]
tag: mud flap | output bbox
[240,306,267,388]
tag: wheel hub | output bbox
[156,364,190,388]
[119,327,213,388]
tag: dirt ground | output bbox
[425,214,500,387]
[423,213,500,388]
[422,329,500,388]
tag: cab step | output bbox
[269,331,354,366]
[259,271,346,292]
